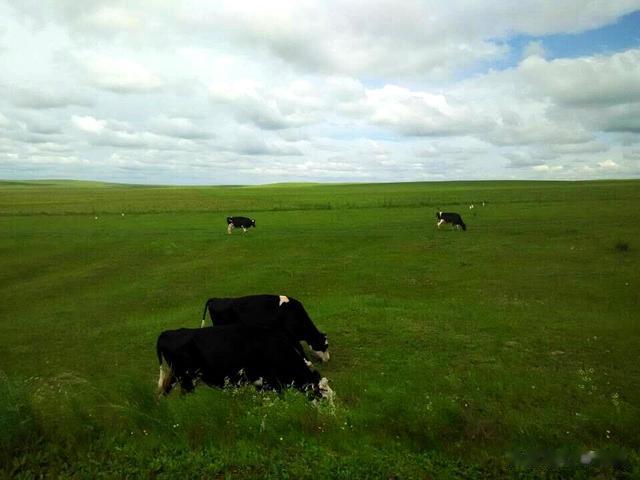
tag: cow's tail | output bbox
[156,343,174,396]
[201,299,211,327]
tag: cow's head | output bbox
[309,333,330,362]
[251,219,256,227]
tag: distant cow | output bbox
[436,211,466,231]
[227,216,255,234]
[202,294,330,362]
[156,324,333,399]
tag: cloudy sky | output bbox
[1,1,640,184]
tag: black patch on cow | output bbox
[201,295,329,355]
[436,211,467,231]
[156,325,322,396]
[227,216,256,229]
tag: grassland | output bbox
[1,179,639,478]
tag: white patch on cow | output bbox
[253,377,263,387]
[437,219,445,228]
[227,223,234,234]
[318,377,334,402]
[314,350,330,362]
[157,366,164,390]
[279,295,289,306]
[157,364,174,395]
[304,359,313,368]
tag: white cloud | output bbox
[78,53,163,93]
[149,115,215,140]
[598,159,619,169]
[519,49,640,107]
[533,164,564,172]
[1,1,640,183]
[9,86,92,109]
[72,115,106,133]
[79,6,142,32]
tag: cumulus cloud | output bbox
[364,85,495,137]
[149,115,215,140]
[519,49,640,107]
[9,86,92,109]
[1,0,640,183]
[77,53,163,93]
[504,151,546,169]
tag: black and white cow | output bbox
[436,211,466,231]
[156,324,333,399]
[227,216,256,234]
[201,294,330,362]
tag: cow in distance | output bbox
[227,216,255,234]
[436,211,467,231]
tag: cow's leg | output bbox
[318,377,334,401]
[157,364,175,396]
[437,219,444,229]
[227,223,234,234]
[179,375,196,394]
[242,226,247,233]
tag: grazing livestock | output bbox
[436,211,467,231]
[227,216,256,234]
[156,324,333,399]
[202,294,330,362]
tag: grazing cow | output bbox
[201,294,330,362]
[227,216,256,234]
[156,324,333,399]
[436,211,467,231]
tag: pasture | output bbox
[1,179,639,478]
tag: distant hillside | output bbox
[0,179,130,188]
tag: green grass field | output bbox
[1,179,639,478]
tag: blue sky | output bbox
[0,1,639,184]
[507,10,640,63]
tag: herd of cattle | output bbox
[156,211,468,401]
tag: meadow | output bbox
[1,179,639,478]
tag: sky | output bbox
[1,1,639,185]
